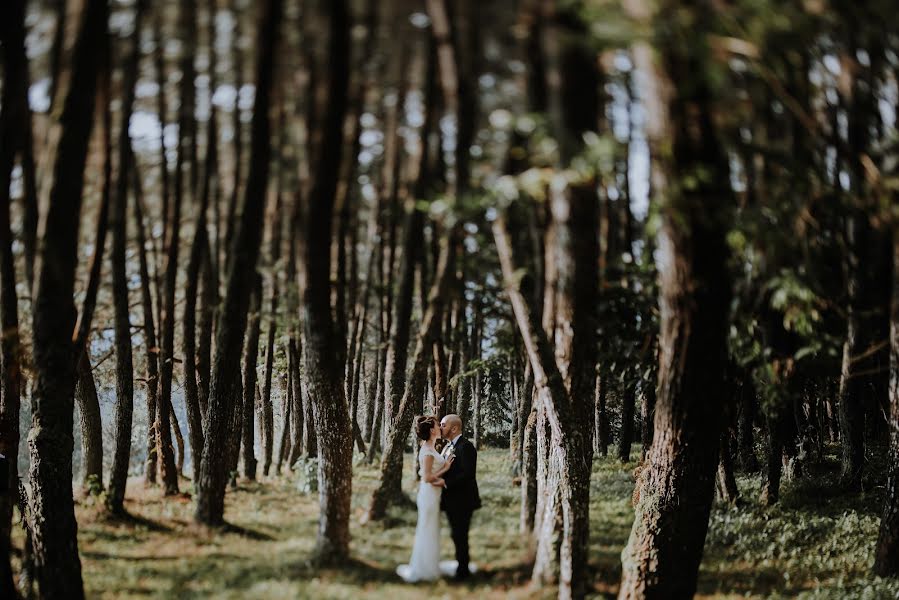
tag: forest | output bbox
[1,0,899,598]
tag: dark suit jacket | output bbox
[440,436,481,513]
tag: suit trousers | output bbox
[446,508,473,575]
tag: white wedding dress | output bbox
[396,445,445,582]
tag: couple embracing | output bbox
[396,414,481,583]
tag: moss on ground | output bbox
[9,447,899,598]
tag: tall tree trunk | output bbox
[197,0,220,423]
[106,0,145,516]
[3,0,38,292]
[152,6,169,343]
[156,1,198,496]
[194,0,282,526]
[617,2,733,595]
[73,55,114,495]
[27,0,108,595]
[241,275,263,479]
[131,156,162,486]
[260,191,282,476]
[368,229,458,521]
[384,205,424,432]
[595,373,609,457]
[874,226,899,576]
[223,0,244,278]
[494,211,594,600]
[760,393,797,506]
[521,404,538,536]
[276,345,293,473]
[182,106,219,482]
[288,338,304,467]
[300,0,354,564]
[0,0,27,589]
[75,348,104,492]
[838,35,891,489]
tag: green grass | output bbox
[10,447,899,598]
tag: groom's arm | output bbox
[443,442,476,490]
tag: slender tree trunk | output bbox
[260,194,282,476]
[760,400,796,506]
[75,348,104,492]
[5,4,38,292]
[131,156,162,486]
[737,378,760,471]
[384,205,424,431]
[494,214,593,600]
[241,276,263,479]
[366,345,384,463]
[0,1,27,588]
[595,373,609,457]
[521,405,538,536]
[27,1,108,595]
[716,434,739,504]
[277,346,293,473]
[195,0,282,526]
[152,6,169,343]
[618,385,636,463]
[299,0,354,563]
[73,56,114,495]
[639,381,656,462]
[874,227,899,576]
[106,0,145,516]
[288,338,304,467]
[368,229,459,520]
[223,0,244,277]
[182,112,217,484]
[197,0,220,423]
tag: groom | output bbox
[438,414,481,580]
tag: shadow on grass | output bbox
[99,510,174,533]
[220,521,276,541]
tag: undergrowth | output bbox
[8,447,899,598]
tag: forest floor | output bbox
[10,447,899,599]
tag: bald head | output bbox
[439,414,462,438]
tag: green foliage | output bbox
[598,256,659,396]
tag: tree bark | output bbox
[194,0,282,526]
[384,205,424,430]
[0,1,27,589]
[131,155,162,486]
[617,2,733,596]
[368,229,459,520]
[639,382,655,462]
[288,338,304,467]
[494,214,593,600]
[26,0,108,595]
[737,377,760,471]
[874,227,899,576]
[106,0,145,516]
[260,193,282,476]
[182,106,219,482]
[299,0,353,564]
[716,434,740,505]
[618,384,636,463]
[241,276,263,480]
[72,53,115,495]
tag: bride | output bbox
[396,416,455,582]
